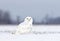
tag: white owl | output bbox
[15,16,33,34]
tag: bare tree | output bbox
[3,11,11,24]
[17,16,20,24]
[0,10,3,23]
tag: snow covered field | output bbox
[0,25,60,41]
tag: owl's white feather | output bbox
[15,16,33,34]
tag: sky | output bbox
[0,0,60,22]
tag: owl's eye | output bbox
[26,18,28,20]
[30,18,31,20]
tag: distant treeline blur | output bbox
[0,10,60,25]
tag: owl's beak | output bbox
[28,18,31,21]
[28,19,30,21]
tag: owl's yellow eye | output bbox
[27,18,28,20]
[30,18,31,20]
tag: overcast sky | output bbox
[0,0,60,22]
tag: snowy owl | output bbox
[15,16,33,34]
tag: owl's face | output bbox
[24,16,33,23]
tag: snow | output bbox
[0,25,60,41]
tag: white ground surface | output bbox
[0,25,60,41]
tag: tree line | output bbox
[0,10,20,24]
[0,9,60,25]
[33,14,60,25]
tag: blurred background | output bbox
[0,0,60,25]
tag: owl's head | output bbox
[24,16,33,23]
